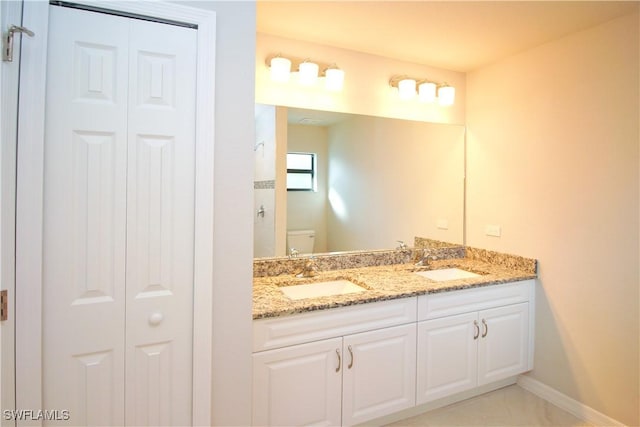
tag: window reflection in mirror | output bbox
[286,152,317,191]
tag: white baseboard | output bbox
[517,375,625,427]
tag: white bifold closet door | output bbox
[42,6,197,426]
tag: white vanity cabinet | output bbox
[252,279,535,426]
[252,298,417,426]
[416,280,534,405]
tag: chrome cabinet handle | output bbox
[335,349,341,372]
[473,320,479,340]
[347,345,354,369]
[482,319,488,338]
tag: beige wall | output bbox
[466,12,639,425]
[327,115,465,251]
[287,124,329,253]
[256,33,466,125]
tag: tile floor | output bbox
[385,385,591,426]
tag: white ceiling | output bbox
[257,1,639,72]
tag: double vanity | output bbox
[252,243,537,426]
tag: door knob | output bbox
[148,312,164,326]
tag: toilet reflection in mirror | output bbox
[254,104,465,258]
[287,229,316,256]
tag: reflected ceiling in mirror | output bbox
[254,105,465,259]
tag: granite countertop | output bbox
[253,257,537,320]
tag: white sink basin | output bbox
[415,268,481,282]
[280,280,366,300]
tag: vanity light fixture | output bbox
[389,75,455,106]
[266,54,345,92]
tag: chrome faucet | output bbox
[396,240,408,250]
[415,249,437,267]
[289,248,299,259]
[296,256,319,278]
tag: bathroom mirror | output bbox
[254,105,465,258]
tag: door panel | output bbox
[72,350,117,426]
[73,42,118,103]
[43,6,197,426]
[43,7,128,425]
[70,131,121,305]
[125,18,196,426]
[132,342,173,425]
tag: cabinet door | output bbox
[416,312,478,404]
[342,323,416,426]
[252,337,343,426]
[477,302,529,386]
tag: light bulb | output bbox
[398,78,417,100]
[438,85,455,106]
[325,68,345,91]
[298,61,319,86]
[418,82,437,103]
[270,57,291,83]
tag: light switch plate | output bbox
[485,225,501,237]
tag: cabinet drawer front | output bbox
[254,298,417,352]
[418,280,533,321]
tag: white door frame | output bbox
[16,2,215,425]
[1,0,23,419]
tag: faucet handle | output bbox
[289,248,299,259]
[396,240,407,250]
